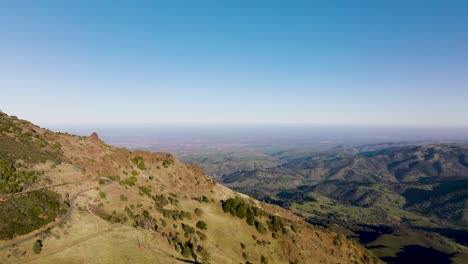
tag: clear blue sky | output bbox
[1,1,467,127]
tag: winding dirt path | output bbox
[0,179,114,252]
[0,179,96,201]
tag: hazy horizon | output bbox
[42,123,468,155]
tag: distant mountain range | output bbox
[223,144,468,186]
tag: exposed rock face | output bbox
[89,132,99,140]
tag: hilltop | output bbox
[0,112,379,264]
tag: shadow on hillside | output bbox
[415,226,468,246]
[381,245,454,264]
[353,225,393,244]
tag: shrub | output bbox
[132,210,156,230]
[181,241,194,258]
[99,191,106,199]
[246,209,255,225]
[153,194,169,208]
[122,176,137,186]
[162,157,174,168]
[138,186,152,197]
[255,221,267,234]
[33,239,43,254]
[267,215,283,233]
[182,223,195,238]
[119,194,128,201]
[196,221,207,230]
[131,156,146,170]
[236,204,249,218]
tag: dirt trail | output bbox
[0,179,114,252]
[0,179,96,200]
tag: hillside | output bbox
[0,112,379,264]
[222,145,468,190]
[181,151,283,181]
[206,145,468,263]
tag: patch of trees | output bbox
[131,156,146,170]
[170,235,211,264]
[153,194,169,207]
[182,223,195,238]
[222,197,267,231]
[162,157,174,168]
[159,208,192,221]
[173,239,211,264]
[152,194,178,208]
[267,215,283,233]
[121,175,137,186]
[222,197,291,237]
[138,185,152,197]
[0,156,38,194]
[0,190,67,240]
[132,210,157,230]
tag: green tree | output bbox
[196,221,207,230]
[33,239,43,254]
[236,204,249,218]
[255,221,267,234]
[246,208,255,225]
[268,215,282,232]
[181,242,193,259]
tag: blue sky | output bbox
[1,1,467,126]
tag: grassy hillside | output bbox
[0,112,378,264]
[181,151,282,181]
